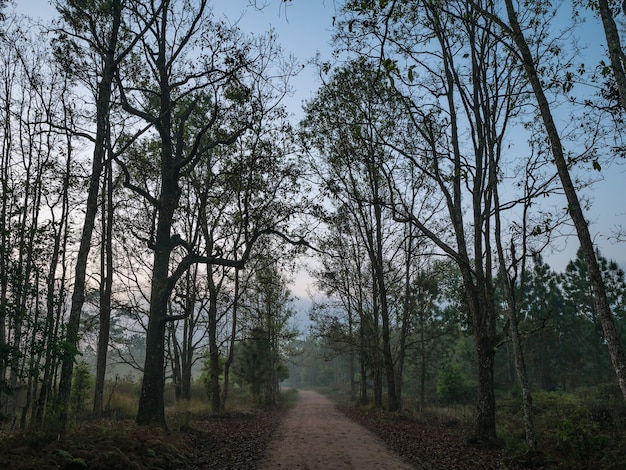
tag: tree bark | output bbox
[597,0,626,112]
[371,269,383,409]
[474,328,497,441]
[93,152,114,417]
[221,267,240,410]
[208,267,222,412]
[135,137,182,426]
[373,201,398,412]
[136,241,172,428]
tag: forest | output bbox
[1,0,626,468]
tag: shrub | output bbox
[71,361,93,415]
[557,406,608,462]
[436,363,472,405]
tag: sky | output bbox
[13,0,337,303]
[14,0,338,118]
[10,0,626,297]
[214,1,339,118]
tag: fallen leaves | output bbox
[337,406,525,470]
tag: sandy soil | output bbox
[259,390,414,469]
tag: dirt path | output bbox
[260,390,414,469]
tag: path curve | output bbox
[260,390,414,469]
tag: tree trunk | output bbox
[375,241,398,411]
[492,138,537,449]
[181,315,193,401]
[354,246,368,406]
[397,232,414,411]
[208,269,221,412]
[359,319,368,405]
[136,249,170,428]
[93,155,114,417]
[221,268,240,410]
[474,328,497,442]
[136,166,180,427]
[597,0,626,112]
[419,321,426,412]
[8,138,37,418]
[347,302,357,402]
[509,304,536,448]
[177,268,196,401]
[371,278,383,408]
[135,3,183,424]
[0,66,10,410]
[35,115,72,426]
[168,321,182,401]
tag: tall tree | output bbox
[560,248,626,385]
[34,82,76,428]
[522,255,567,391]
[488,0,626,403]
[332,0,551,442]
[311,211,371,404]
[52,0,157,430]
[493,166,537,448]
[115,0,298,428]
[236,256,295,406]
[302,58,406,411]
[0,16,77,426]
[197,103,302,412]
[93,146,115,417]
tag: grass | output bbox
[494,385,626,468]
[0,379,294,469]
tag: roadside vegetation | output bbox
[0,379,296,469]
[320,384,626,469]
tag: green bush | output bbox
[557,406,608,461]
[199,352,224,401]
[71,361,93,415]
[436,363,472,405]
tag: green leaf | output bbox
[592,159,601,171]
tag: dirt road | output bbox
[260,390,414,469]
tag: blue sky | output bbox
[15,0,337,119]
[12,0,337,301]
[11,0,626,283]
[217,1,337,117]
